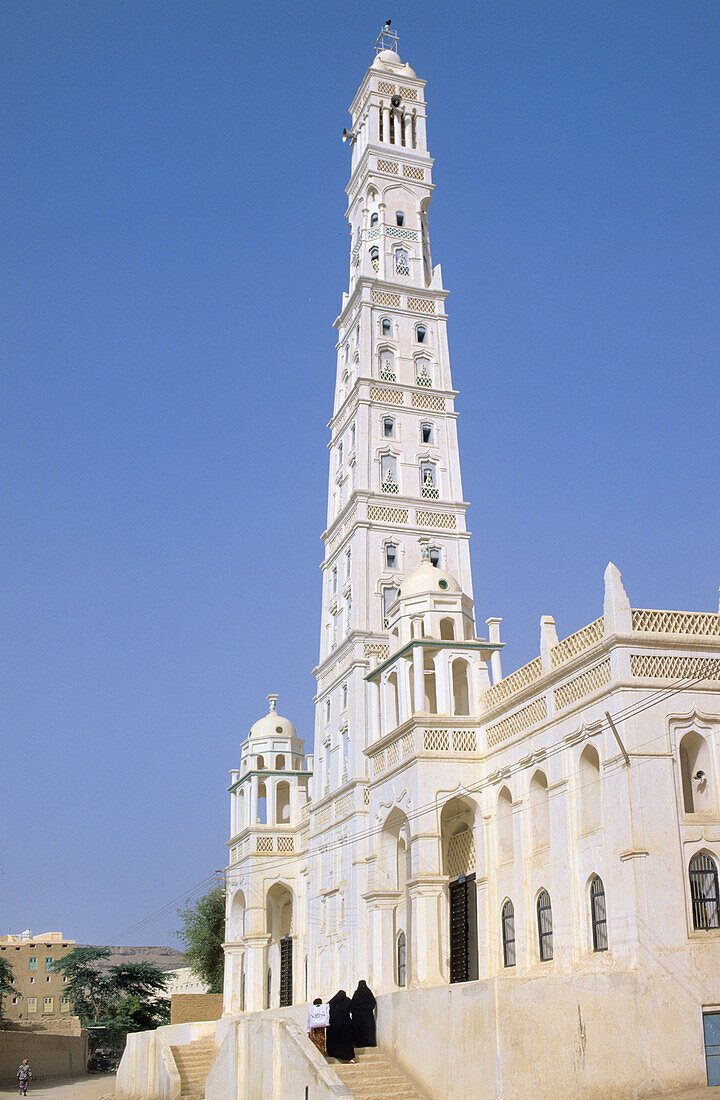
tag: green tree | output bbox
[52,947,169,1049]
[177,882,226,993]
[0,957,19,1018]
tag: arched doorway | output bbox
[266,883,294,1007]
[441,797,479,983]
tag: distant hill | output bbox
[80,945,185,972]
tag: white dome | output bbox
[374,48,403,67]
[397,559,462,600]
[249,697,297,741]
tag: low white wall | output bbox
[376,968,710,1100]
[116,1029,180,1100]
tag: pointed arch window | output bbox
[420,462,439,499]
[379,349,396,382]
[537,890,553,961]
[385,543,398,569]
[383,416,396,438]
[381,317,392,336]
[690,852,720,930]
[370,212,379,227]
[501,900,516,967]
[395,248,410,276]
[429,547,441,568]
[415,324,427,344]
[381,455,398,493]
[397,931,406,986]
[590,875,608,951]
[369,247,379,273]
[396,211,405,227]
[421,422,434,444]
[416,356,432,387]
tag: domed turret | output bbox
[249,694,297,742]
[386,546,476,648]
[397,558,461,601]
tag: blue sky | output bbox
[2,1,719,946]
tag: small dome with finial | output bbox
[248,694,297,741]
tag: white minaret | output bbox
[313,31,475,799]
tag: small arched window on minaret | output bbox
[415,324,427,344]
[416,356,432,387]
[370,246,379,273]
[379,350,396,382]
[381,455,398,493]
[396,211,405,227]
[381,318,392,336]
[395,248,409,276]
[370,212,379,227]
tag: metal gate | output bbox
[279,935,293,1007]
[450,876,470,983]
[704,1012,720,1085]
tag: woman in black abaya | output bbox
[326,989,355,1062]
[350,979,377,1047]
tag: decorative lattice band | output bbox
[377,81,395,95]
[403,165,425,180]
[550,617,605,668]
[447,828,476,878]
[417,510,457,529]
[372,751,385,775]
[314,806,331,830]
[363,787,370,805]
[368,505,409,524]
[386,225,418,240]
[553,658,612,710]
[487,697,548,747]
[371,291,401,308]
[335,792,354,819]
[484,656,542,709]
[631,610,720,637]
[399,86,418,100]
[422,727,477,753]
[630,654,720,680]
[377,158,399,175]
[369,386,405,405]
[407,296,435,313]
[411,392,444,411]
[364,642,390,660]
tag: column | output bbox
[362,891,401,994]
[380,673,392,738]
[397,658,411,725]
[368,678,381,745]
[407,878,446,987]
[266,778,277,827]
[250,774,259,825]
[434,651,451,715]
[222,947,244,1015]
[485,617,503,683]
[413,645,424,715]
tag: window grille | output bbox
[690,852,720,930]
[502,900,516,967]
[397,931,406,987]
[381,469,399,494]
[537,890,553,961]
[395,249,410,276]
[590,876,608,950]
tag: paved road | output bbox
[0,1073,115,1098]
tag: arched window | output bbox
[440,617,455,640]
[421,422,434,444]
[370,212,379,226]
[369,246,379,272]
[397,931,406,986]
[415,356,431,387]
[395,248,409,275]
[590,875,608,951]
[689,852,720,930]
[383,416,395,438]
[420,462,438,498]
[381,455,398,492]
[383,587,399,627]
[429,547,440,568]
[579,745,601,833]
[275,754,285,770]
[416,324,426,343]
[396,211,405,227]
[452,660,470,716]
[385,543,397,569]
[530,771,550,850]
[256,755,265,770]
[501,900,516,967]
[680,731,712,814]
[381,317,392,336]
[537,890,553,961]
[379,349,396,381]
[497,788,513,863]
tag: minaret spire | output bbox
[374,19,399,55]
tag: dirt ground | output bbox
[0,1072,115,1098]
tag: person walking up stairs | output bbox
[329,1045,430,1099]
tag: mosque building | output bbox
[119,28,720,1100]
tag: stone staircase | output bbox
[330,1045,429,1099]
[170,1038,216,1100]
